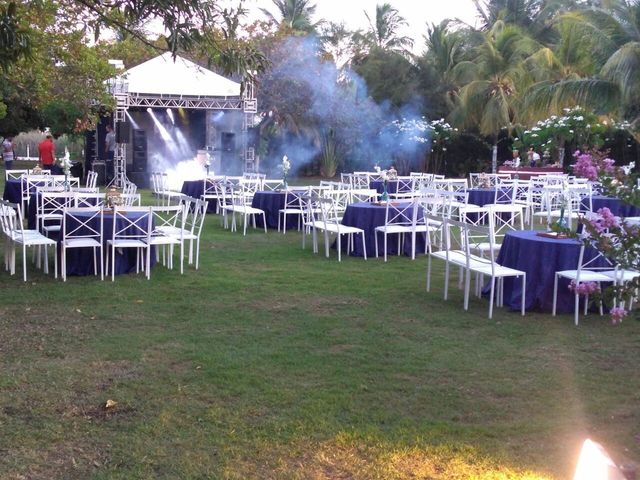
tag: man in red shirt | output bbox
[38,134,56,170]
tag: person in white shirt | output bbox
[2,136,15,170]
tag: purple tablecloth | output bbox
[339,202,426,257]
[61,210,155,276]
[496,230,610,313]
[585,196,640,217]
[251,191,301,230]
[181,179,217,212]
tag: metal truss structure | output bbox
[108,79,259,179]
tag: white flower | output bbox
[621,162,635,175]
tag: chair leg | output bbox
[361,232,367,260]
[488,276,496,319]
[521,274,526,316]
[552,274,559,316]
[375,231,379,258]
[574,292,580,326]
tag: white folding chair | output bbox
[278,187,307,233]
[229,185,267,235]
[315,196,367,262]
[61,207,104,281]
[105,206,152,281]
[85,170,98,189]
[1,200,57,281]
[375,199,431,261]
[5,169,29,181]
[37,191,77,237]
[552,244,613,325]
[75,192,106,208]
[263,179,284,191]
[147,205,185,274]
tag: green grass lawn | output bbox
[1,170,639,479]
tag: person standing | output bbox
[104,124,116,181]
[38,134,56,170]
[2,136,15,170]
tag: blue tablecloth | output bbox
[585,196,640,217]
[339,202,426,257]
[368,180,413,195]
[62,210,155,276]
[181,179,216,212]
[468,188,497,206]
[496,230,610,313]
[251,191,302,230]
[2,179,22,204]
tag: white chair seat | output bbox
[601,269,640,282]
[108,239,147,248]
[556,270,613,282]
[146,235,181,246]
[63,238,101,248]
[472,263,525,278]
[233,205,264,215]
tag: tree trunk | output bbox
[492,143,498,174]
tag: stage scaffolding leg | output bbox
[107,143,128,188]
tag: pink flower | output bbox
[602,158,616,174]
[568,281,600,295]
[610,307,627,325]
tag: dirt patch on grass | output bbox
[0,306,92,360]
[1,440,110,480]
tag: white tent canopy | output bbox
[119,52,241,98]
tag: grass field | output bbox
[1,169,639,479]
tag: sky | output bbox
[241,0,481,54]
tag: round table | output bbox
[251,191,303,230]
[2,179,22,204]
[61,209,155,276]
[369,180,407,195]
[467,188,497,206]
[496,230,610,313]
[181,179,217,212]
[586,196,640,218]
[339,201,426,257]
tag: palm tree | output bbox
[522,0,640,135]
[260,0,319,34]
[418,21,468,116]
[363,3,413,56]
[450,21,539,171]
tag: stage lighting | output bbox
[146,107,152,113]
[166,108,175,124]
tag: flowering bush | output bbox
[384,117,457,174]
[513,107,630,163]
[576,151,639,323]
[572,150,615,180]
[610,307,628,325]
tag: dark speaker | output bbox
[221,132,235,152]
[116,121,130,144]
[91,161,106,186]
[131,129,147,172]
[85,130,96,170]
[128,171,150,189]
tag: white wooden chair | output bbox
[61,207,104,281]
[1,200,57,281]
[552,244,612,325]
[316,196,367,262]
[105,206,152,281]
